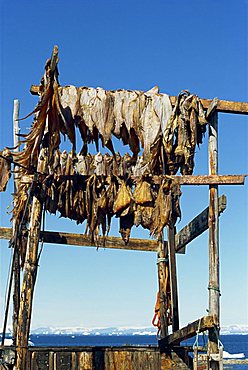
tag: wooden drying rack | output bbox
[0,46,247,370]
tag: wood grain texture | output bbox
[175,194,226,253]
[159,315,217,347]
[15,192,43,370]
[157,238,168,338]
[208,112,220,370]
[20,174,245,185]
[23,346,192,369]
[167,226,179,332]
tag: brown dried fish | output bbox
[113,181,132,214]
[133,180,153,205]
[150,179,172,237]
[119,213,134,244]
[0,148,12,192]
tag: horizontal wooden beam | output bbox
[0,193,226,254]
[171,96,248,115]
[0,228,158,252]
[20,174,245,186]
[159,315,218,348]
[171,175,245,185]
[175,194,226,253]
[30,85,248,115]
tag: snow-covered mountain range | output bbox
[29,324,248,336]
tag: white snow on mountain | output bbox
[29,324,248,336]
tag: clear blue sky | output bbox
[0,0,247,331]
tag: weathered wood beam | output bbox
[167,226,179,332]
[159,315,217,348]
[170,175,245,185]
[29,85,248,115]
[157,238,169,338]
[12,99,21,346]
[20,174,245,186]
[44,232,159,252]
[208,111,220,370]
[15,44,59,368]
[171,96,248,115]
[0,227,158,251]
[15,151,48,369]
[175,194,226,253]
[0,195,226,253]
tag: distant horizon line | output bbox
[2,323,248,331]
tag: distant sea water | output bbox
[26,334,247,370]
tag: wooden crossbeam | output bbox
[171,97,248,115]
[175,194,226,253]
[170,175,245,185]
[0,194,226,253]
[30,85,248,115]
[20,174,245,186]
[159,315,217,348]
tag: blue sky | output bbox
[0,0,247,331]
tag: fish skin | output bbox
[78,87,97,134]
[0,148,12,192]
[119,213,134,244]
[150,179,172,237]
[113,182,132,214]
[133,180,153,205]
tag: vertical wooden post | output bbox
[157,237,168,338]
[0,101,21,347]
[15,149,47,370]
[208,111,220,370]
[12,99,20,346]
[167,225,179,332]
[15,192,43,369]
[15,45,58,370]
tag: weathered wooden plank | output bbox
[15,191,43,369]
[0,192,226,255]
[15,150,49,370]
[170,175,245,185]
[20,173,245,186]
[167,226,179,332]
[30,85,248,115]
[71,352,77,370]
[79,351,93,370]
[159,315,217,348]
[49,351,54,370]
[12,99,20,346]
[45,232,158,252]
[175,96,248,115]
[24,346,195,369]
[208,112,220,370]
[157,237,169,338]
[175,194,226,253]
[0,227,157,251]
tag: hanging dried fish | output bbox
[133,179,153,205]
[133,178,154,229]
[94,152,104,176]
[0,148,12,192]
[150,179,172,237]
[119,213,134,245]
[113,181,132,215]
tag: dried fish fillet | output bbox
[113,182,132,214]
[0,149,12,192]
[133,180,153,205]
